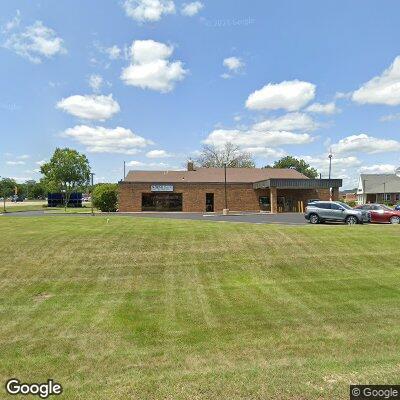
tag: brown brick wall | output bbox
[119,182,269,212]
[119,183,340,213]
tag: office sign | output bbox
[151,184,174,192]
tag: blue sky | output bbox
[1,0,400,188]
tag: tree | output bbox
[0,178,17,212]
[40,148,91,210]
[92,184,118,212]
[30,181,46,199]
[266,156,318,179]
[195,142,255,168]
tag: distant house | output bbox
[340,189,357,203]
[357,174,400,205]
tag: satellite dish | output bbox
[396,167,400,178]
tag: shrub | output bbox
[92,184,118,212]
[344,200,357,208]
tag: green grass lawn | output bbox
[2,204,97,213]
[0,217,399,399]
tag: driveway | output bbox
[1,210,308,225]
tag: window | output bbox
[316,203,331,209]
[142,193,183,211]
[331,203,342,210]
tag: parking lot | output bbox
[2,210,309,225]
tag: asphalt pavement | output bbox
[0,210,308,225]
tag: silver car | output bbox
[305,201,369,225]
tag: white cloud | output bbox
[380,113,400,122]
[242,147,286,159]
[3,20,66,63]
[302,155,361,170]
[352,56,400,106]
[35,159,46,166]
[56,94,120,121]
[2,10,21,33]
[126,160,145,167]
[359,164,396,174]
[105,45,121,60]
[6,160,25,166]
[204,128,313,148]
[123,0,175,22]
[146,149,171,158]
[181,1,203,16]
[306,102,338,115]
[253,113,318,132]
[334,91,352,100]
[10,176,33,183]
[62,125,153,155]
[127,160,173,169]
[88,74,103,92]
[331,134,400,155]
[223,57,244,72]
[246,80,316,111]
[121,39,187,92]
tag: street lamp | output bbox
[90,172,95,216]
[224,163,228,211]
[328,150,333,201]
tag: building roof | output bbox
[359,174,400,194]
[123,167,309,184]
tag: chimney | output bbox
[187,160,195,171]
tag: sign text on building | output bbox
[151,184,174,192]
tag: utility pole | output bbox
[123,161,126,180]
[224,163,228,211]
[383,178,386,204]
[328,150,333,201]
[90,172,95,216]
[0,176,4,213]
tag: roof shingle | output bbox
[123,167,308,183]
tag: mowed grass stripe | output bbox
[0,216,399,399]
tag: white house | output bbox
[357,174,400,205]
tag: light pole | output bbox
[383,178,386,204]
[224,163,228,211]
[90,172,95,216]
[328,150,333,200]
[123,161,126,180]
[0,176,4,213]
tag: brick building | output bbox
[119,163,342,213]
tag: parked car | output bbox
[355,204,400,224]
[307,199,320,205]
[305,201,369,225]
[395,204,400,211]
[11,195,25,202]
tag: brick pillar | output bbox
[270,187,277,213]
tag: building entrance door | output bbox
[259,196,270,212]
[206,193,214,212]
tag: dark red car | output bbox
[355,204,400,224]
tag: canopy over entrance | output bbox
[253,178,342,190]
